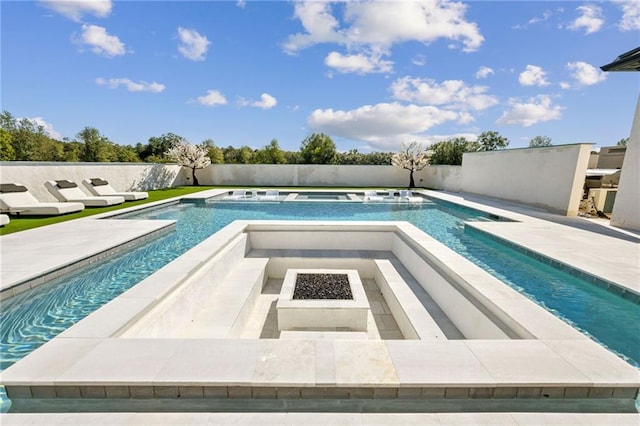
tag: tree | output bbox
[141,133,186,162]
[0,128,15,160]
[364,151,393,165]
[300,133,337,164]
[428,137,480,165]
[165,141,211,185]
[529,135,552,148]
[392,141,429,188]
[237,146,255,164]
[254,139,286,164]
[8,117,49,160]
[477,130,509,151]
[201,139,224,163]
[77,127,117,162]
[617,137,628,146]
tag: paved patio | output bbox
[0,189,638,424]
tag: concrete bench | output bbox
[374,259,450,340]
[181,257,269,338]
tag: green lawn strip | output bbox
[0,186,216,236]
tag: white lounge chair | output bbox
[259,189,280,201]
[399,190,423,203]
[82,178,148,201]
[363,190,384,202]
[0,183,85,216]
[223,190,247,200]
[0,214,9,226]
[45,180,125,207]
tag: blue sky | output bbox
[2,1,639,153]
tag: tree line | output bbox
[0,111,391,165]
[4,109,589,167]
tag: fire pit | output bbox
[276,269,369,331]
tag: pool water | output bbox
[1,200,638,374]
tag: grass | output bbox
[0,186,216,236]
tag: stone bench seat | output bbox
[180,258,269,338]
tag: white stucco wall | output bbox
[0,162,186,201]
[460,144,593,216]
[611,95,640,231]
[2,143,599,217]
[199,164,410,187]
[418,165,464,192]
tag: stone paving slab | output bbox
[0,218,175,295]
[424,190,640,296]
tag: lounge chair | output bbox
[45,180,125,207]
[0,214,9,226]
[223,190,248,200]
[363,190,384,202]
[0,183,85,215]
[399,190,423,203]
[82,178,148,201]
[259,189,280,201]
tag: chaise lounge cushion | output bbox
[55,180,78,189]
[90,178,109,186]
[0,184,28,193]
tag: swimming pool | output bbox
[1,199,638,374]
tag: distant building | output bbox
[596,146,626,169]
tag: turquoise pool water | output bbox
[1,200,638,374]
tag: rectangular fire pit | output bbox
[276,269,369,331]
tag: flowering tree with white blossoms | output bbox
[165,141,211,186]
[391,141,429,188]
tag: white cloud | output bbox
[283,2,343,53]
[566,61,606,86]
[251,93,278,110]
[568,5,604,34]
[307,102,460,150]
[412,54,426,66]
[390,76,498,111]
[518,65,550,87]
[559,81,571,90]
[344,0,483,52]
[512,10,553,29]
[528,10,553,26]
[324,51,393,74]
[95,77,165,93]
[283,0,484,62]
[197,90,227,107]
[496,95,563,127]
[75,24,125,57]
[613,0,640,30]
[237,0,246,9]
[39,0,112,22]
[177,27,210,61]
[475,66,494,79]
[24,117,62,139]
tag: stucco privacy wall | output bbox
[611,95,640,231]
[0,162,186,201]
[460,144,593,216]
[418,165,463,192]
[199,164,411,187]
